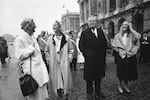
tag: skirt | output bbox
[116,53,138,82]
[27,84,48,100]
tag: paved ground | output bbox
[1,54,150,100]
[0,59,26,100]
[65,55,150,100]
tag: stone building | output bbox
[78,0,150,41]
[61,12,80,34]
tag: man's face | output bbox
[88,17,96,28]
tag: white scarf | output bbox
[54,35,62,52]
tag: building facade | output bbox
[61,12,80,33]
[78,0,150,41]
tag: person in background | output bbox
[69,31,78,71]
[40,31,49,41]
[14,18,49,100]
[46,21,73,100]
[37,31,49,73]
[79,16,107,100]
[140,32,150,63]
[0,36,8,65]
[112,21,141,94]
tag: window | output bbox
[103,0,107,14]
[110,0,116,12]
[120,0,129,8]
[85,0,89,20]
[90,0,97,15]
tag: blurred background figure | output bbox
[37,31,49,73]
[140,31,150,63]
[69,31,78,71]
[0,36,8,65]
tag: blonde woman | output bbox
[14,18,49,100]
[46,21,73,99]
[112,21,141,93]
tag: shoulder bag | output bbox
[19,57,38,96]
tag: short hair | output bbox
[21,18,33,30]
[55,20,61,28]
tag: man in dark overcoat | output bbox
[79,16,107,99]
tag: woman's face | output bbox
[26,21,36,35]
[122,24,129,33]
[53,22,60,33]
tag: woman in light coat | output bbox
[14,18,49,100]
[112,21,141,94]
[46,21,73,99]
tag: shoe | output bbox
[118,86,123,94]
[62,94,69,100]
[95,92,106,99]
[57,88,64,98]
[87,94,93,100]
[123,85,130,93]
[94,95,101,100]
[45,98,50,100]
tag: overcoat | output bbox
[14,32,49,87]
[79,28,107,81]
[46,34,73,95]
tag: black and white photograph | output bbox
[0,0,150,100]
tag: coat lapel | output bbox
[52,34,67,53]
[60,34,67,51]
[89,28,98,38]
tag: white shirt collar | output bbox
[91,28,98,37]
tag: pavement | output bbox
[0,58,26,100]
[0,54,150,100]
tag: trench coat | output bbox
[46,34,73,95]
[14,32,49,87]
[79,28,107,81]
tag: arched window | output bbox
[108,21,115,39]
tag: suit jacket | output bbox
[79,27,107,81]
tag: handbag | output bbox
[19,57,38,96]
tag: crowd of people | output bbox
[0,15,149,100]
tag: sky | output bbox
[0,0,79,37]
